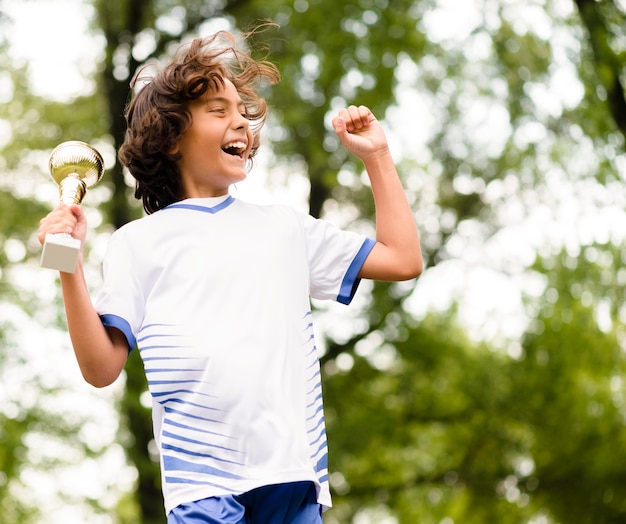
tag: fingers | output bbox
[38,205,82,245]
[335,105,375,133]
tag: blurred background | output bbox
[0,0,625,522]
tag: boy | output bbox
[38,31,422,523]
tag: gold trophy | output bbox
[40,141,104,273]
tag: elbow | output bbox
[400,258,423,280]
[384,255,423,281]
[412,259,424,279]
[395,241,423,280]
[82,370,119,389]
[84,376,114,389]
[360,243,424,281]
[398,246,424,280]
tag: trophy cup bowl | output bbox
[40,141,105,273]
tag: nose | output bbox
[233,109,249,130]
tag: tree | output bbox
[574,0,626,142]
[2,0,626,522]
[515,245,626,523]
[0,0,152,516]
[324,244,626,523]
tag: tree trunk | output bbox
[574,0,626,144]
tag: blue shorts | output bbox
[167,481,323,524]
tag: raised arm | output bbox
[332,105,423,281]
[38,204,129,387]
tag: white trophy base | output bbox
[40,233,80,273]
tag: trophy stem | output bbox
[59,174,87,205]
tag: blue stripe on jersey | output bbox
[306,358,319,371]
[307,403,324,418]
[99,313,136,350]
[161,431,240,454]
[164,418,237,439]
[161,398,223,413]
[309,428,325,446]
[337,237,376,305]
[302,312,328,496]
[162,398,224,411]
[307,383,322,397]
[307,393,323,409]
[148,379,204,386]
[138,332,181,342]
[315,455,328,472]
[165,195,235,214]
[164,406,226,425]
[163,454,243,477]
[162,444,242,466]
[139,323,178,332]
[164,476,233,487]
[307,368,321,382]
[145,367,204,374]
[152,389,218,399]
[312,440,327,456]
[154,395,219,409]
[308,413,324,433]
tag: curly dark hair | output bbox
[118,31,280,214]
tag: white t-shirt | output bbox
[94,195,376,514]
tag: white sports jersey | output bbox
[94,195,375,514]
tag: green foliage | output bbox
[518,246,626,522]
[226,0,430,216]
[323,310,523,523]
[1,0,626,522]
[323,245,626,523]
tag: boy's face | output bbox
[174,77,253,198]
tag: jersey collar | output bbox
[164,195,235,214]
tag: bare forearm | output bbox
[60,263,127,387]
[360,149,423,280]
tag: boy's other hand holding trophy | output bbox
[40,141,104,273]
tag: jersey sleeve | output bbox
[301,212,376,305]
[93,228,143,351]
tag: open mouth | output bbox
[222,141,247,159]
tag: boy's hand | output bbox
[38,204,87,246]
[332,105,389,160]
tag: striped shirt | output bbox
[94,195,375,514]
